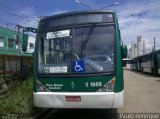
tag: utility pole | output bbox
[142,40,145,55]
[15,25,37,81]
[153,37,156,76]
[154,37,156,51]
[16,24,24,81]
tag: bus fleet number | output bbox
[85,82,102,88]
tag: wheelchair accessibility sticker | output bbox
[72,60,85,72]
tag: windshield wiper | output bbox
[81,24,96,50]
[53,31,64,51]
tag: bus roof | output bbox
[132,49,160,60]
[38,10,116,30]
[41,10,115,22]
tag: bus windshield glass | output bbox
[38,25,115,74]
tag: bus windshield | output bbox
[38,25,115,74]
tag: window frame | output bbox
[0,36,4,48]
[8,38,14,48]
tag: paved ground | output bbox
[118,69,160,113]
[34,70,160,119]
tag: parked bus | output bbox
[122,58,131,69]
[30,10,127,108]
[131,50,160,76]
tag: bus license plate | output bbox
[65,96,81,102]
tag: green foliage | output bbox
[0,79,34,113]
[122,45,128,59]
[0,74,13,78]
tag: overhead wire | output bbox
[0,7,26,19]
[0,6,28,19]
[0,20,15,30]
[132,0,150,33]
[0,18,16,28]
[0,1,40,36]
[124,0,139,41]
[127,0,151,39]
[15,0,41,20]
[0,4,38,24]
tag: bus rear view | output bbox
[33,10,126,108]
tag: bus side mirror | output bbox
[121,45,127,59]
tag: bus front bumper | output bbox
[33,91,123,108]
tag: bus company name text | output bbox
[46,83,63,90]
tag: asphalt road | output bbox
[34,70,160,119]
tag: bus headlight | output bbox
[99,77,115,92]
[106,83,114,91]
[36,80,50,92]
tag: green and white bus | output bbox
[32,10,127,108]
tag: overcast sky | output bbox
[0,0,160,51]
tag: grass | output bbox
[0,79,34,114]
[0,74,13,78]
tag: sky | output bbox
[0,0,160,51]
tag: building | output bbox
[134,43,137,58]
[137,36,142,56]
[128,36,144,59]
[0,26,35,73]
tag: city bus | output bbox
[131,50,160,76]
[122,58,131,69]
[31,10,127,108]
